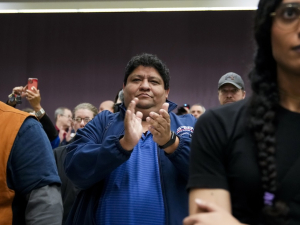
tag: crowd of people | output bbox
[1,0,300,224]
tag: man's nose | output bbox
[226,93,233,98]
[140,79,150,89]
[80,120,85,127]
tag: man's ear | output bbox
[165,88,170,99]
[123,83,125,88]
[243,91,246,99]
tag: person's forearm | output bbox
[39,114,58,141]
[65,134,132,190]
[25,185,63,225]
[165,135,190,179]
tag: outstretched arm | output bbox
[26,87,58,144]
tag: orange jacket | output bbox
[0,102,33,225]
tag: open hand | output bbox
[146,102,171,146]
[120,98,143,151]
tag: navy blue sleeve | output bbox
[51,136,60,149]
[166,113,197,179]
[7,117,61,195]
[65,111,132,190]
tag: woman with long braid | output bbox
[184,0,300,224]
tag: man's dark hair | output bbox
[123,53,170,90]
[248,0,289,224]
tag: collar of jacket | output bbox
[118,99,177,115]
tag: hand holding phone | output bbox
[28,78,38,91]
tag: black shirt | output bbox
[187,99,300,225]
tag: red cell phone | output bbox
[28,78,38,90]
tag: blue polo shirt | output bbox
[96,132,165,225]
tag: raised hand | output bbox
[65,125,74,142]
[183,199,241,225]
[120,98,143,151]
[26,86,42,111]
[12,86,27,98]
[146,102,171,146]
[7,86,27,106]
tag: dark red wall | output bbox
[0,10,255,121]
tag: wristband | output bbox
[159,131,177,149]
[35,108,45,119]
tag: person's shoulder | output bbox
[18,116,41,134]
[94,109,119,121]
[78,110,119,137]
[91,110,120,129]
[53,144,66,155]
[195,98,249,133]
[203,98,248,120]
[170,112,196,124]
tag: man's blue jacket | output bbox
[64,101,196,225]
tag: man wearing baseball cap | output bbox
[218,72,246,105]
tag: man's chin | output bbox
[136,102,153,110]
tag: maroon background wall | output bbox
[0,10,255,122]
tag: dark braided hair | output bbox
[248,0,289,224]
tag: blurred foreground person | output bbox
[185,0,300,225]
[0,101,62,225]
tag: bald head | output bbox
[99,100,114,113]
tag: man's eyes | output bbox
[222,89,238,92]
[131,78,159,84]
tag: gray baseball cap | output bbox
[218,72,245,90]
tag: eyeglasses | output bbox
[219,88,240,95]
[270,3,300,31]
[73,117,91,124]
